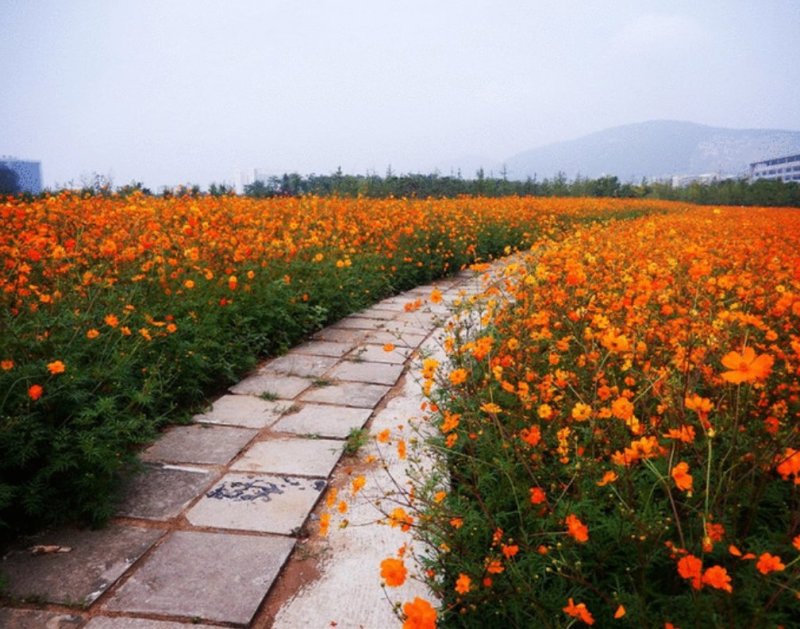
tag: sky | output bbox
[2,0,799,189]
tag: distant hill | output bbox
[504,120,800,181]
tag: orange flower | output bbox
[596,471,618,486]
[614,605,626,619]
[1,359,14,371]
[501,544,519,559]
[380,557,407,587]
[376,429,391,443]
[565,514,589,543]
[677,554,703,590]
[28,384,44,401]
[720,346,773,383]
[563,598,595,625]
[429,288,442,304]
[319,512,330,536]
[47,360,66,375]
[86,328,100,339]
[486,559,504,574]
[383,343,395,352]
[454,573,471,594]
[448,368,468,386]
[571,402,592,421]
[351,475,366,495]
[756,552,785,575]
[702,565,733,593]
[529,487,547,505]
[480,402,502,414]
[104,313,119,327]
[389,507,413,531]
[775,448,800,484]
[671,462,693,492]
[402,597,436,629]
[793,535,800,552]
[520,425,541,447]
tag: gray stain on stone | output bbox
[206,479,284,502]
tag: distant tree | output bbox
[0,164,20,194]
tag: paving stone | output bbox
[300,381,391,408]
[331,316,387,330]
[293,340,353,357]
[194,393,288,429]
[351,307,396,320]
[367,300,409,312]
[103,530,294,625]
[0,525,163,606]
[261,353,339,377]
[229,372,311,399]
[363,330,428,348]
[85,619,219,629]
[116,464,213,520]
[312,327,367,344]
[186,473,326,534]
[272,403,372,438]
[350,343,413,364]
[141,424,257,465]
[0,609,83,628]
[326,360,405,386]
[232,437,344,477]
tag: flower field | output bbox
[0,192,672,537]
[362,205,800,627]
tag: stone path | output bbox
[0,267,491,628]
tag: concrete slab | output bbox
[326,360,405,386]
[233,437,344,477]
[103,530,294,625]
[141,424,257,465]
[85,619,219,629]
[261,353,339,378]
[331,317,387,330]
[272,403,372,439]
[0,525,163,606]
[351,307,396,320]
[116,464,212,520]
[194,394,288,429]
[0,609,83,628]
[292,340,354,357]
[186,473,326,535]
[300,381,391,408]
[351,343,413,364]
[229,372,311,399]
[363,330,428,348]
[311,328,367,344]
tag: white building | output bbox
[749,153,800,183]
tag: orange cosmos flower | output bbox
[318,512,330,536]
[389,507,413,531]
[793,535,800,552]
[376,429,391,443]
[702,565,733,593]
[351,475,366,495]
[775,448,800,484]
[86,328,100,339]
[565,514,589,543]
[454,573,471,594]
[520,425,541,447]
[563,598,595,625]
[429,288,442,304]
[47,360,66,375]
[448,368,468,386]
[402,597,436,629]
[677,554,703,590]
[501,544,519,559]
[383,343,396,352]
[571,402,592,421]
[397,439,407,459]
[380,557,407,587]
[756,552,785,575]
[486,559,504,574]
[104,314,119,327]
[529,487,547,505]
[614,605,626,619]
[28,384,44,401]
[1,359,13,371]
[228,275,238,290]
[480,402,502,414]
[671,462,693,492]
[720,346,773,383]
[596,471,618,486]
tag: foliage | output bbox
[330,206,800,627]
[0,193,668,538]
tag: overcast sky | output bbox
[2,0,799,189]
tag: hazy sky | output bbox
[2,0,799,189]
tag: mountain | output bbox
[504,120,800,181]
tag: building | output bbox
[0,156,43,193]
[749,153,800,183]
